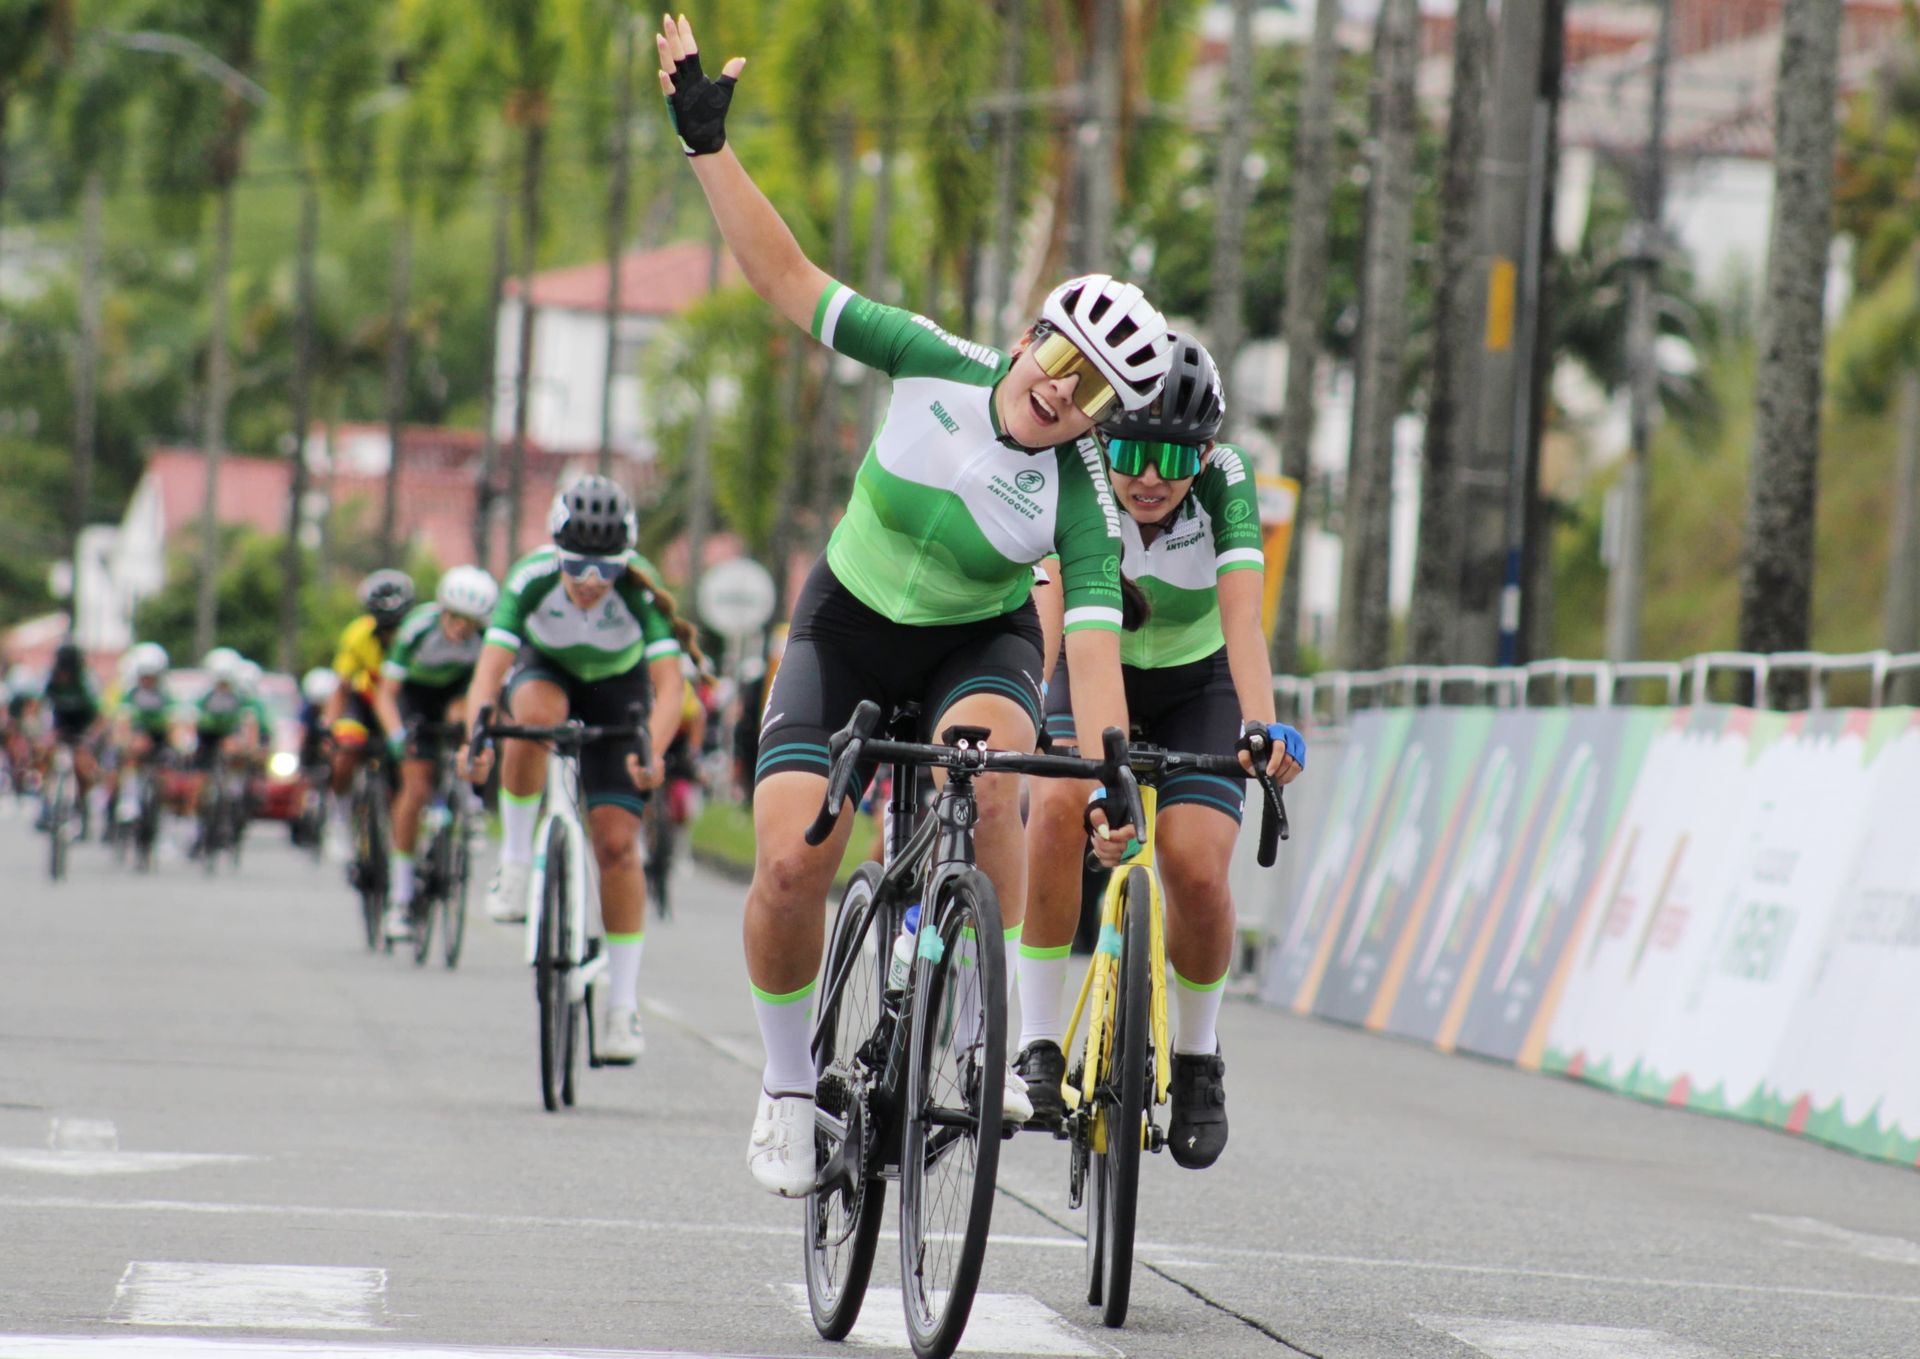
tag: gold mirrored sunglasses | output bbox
[1029,329,1121,422]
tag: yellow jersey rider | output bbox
[320,569,415,860]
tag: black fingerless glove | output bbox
[665,50,736,156]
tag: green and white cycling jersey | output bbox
[384,602,483,689]
[119,680,175,736]
[1118,443,1265,670]
[485,547,680,683]
[811,280,1125,634]
[195,685,248,738]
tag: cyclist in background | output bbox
[187,648,255,853]
[320,569,416,860]
[1020,336,1305,1168]
[111,643,176,825]
[461,477,694,1066]
[37,642,102,837]
[659,12,1168,1195]
[297,668,337,771]
[375,565,498,943]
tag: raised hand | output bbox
[656,13,746,156]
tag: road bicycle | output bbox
[470,703,651,1113]
[346,745,391,949]
[117,747,169,874]
[195,748,249,877]
[403,721,481,969]
[42,741,78,882]
[801,700,1141,1359]
[1062,724,1288,1327]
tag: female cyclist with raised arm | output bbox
[1017,336,1306,1169]
[460,477,696,1065]
[658,13,1170,1197]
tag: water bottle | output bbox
[887,903,922,994]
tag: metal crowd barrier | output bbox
[1278,649,1920,728]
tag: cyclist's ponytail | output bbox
[1120,574,1151,633]
[625,561,710,674]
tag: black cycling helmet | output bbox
[549,475,636,555]
[1099,332,1225,443]
[52,641,84,673]
[358,568,416,627]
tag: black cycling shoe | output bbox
[1013,1039,1068,1131]
[1167,1049,1228,1169]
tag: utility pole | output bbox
[379,206,412,562]
[277,171,319,672]
[1604,0,1672,663]
[69,170,104,636]
[1082,0,1122,270]
[986,0,1026,340]
[1461,0,1549,665]
[684,217,723,606]
[474,175,511,574]
[1272,0,1341,673]
[1206,0,1258,404]
[598,14,636,478]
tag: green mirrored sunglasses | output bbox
[1104,437,1204,481]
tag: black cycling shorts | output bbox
[192,730,234,772]
[755,557,1046,786]
[1045,646,1245,822]
[503,646,651,818]
[396,680,464,760]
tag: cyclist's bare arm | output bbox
[1063,628,1135,864]
[1034,558,1065,683]
[639,655,683,789]
[1217,570,1301,783]
[373,673,406,749]
[658,17,830,334]
[458,645,515,782]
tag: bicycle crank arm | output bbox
[567,953,609,1004]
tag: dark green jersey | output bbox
[120,680,175,736]
[195,685,248,737]
[42,672,100,724]
[484,548,680,683]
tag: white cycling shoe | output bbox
[1002,1064,1034,1125]
[381,904,414,942]
[485,860,531,923]
[748,1090,817,1198]
[599,1007,645,1065]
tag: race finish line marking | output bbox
[0,1341,792,1359]
[0,1118,256,1178]
[1420,1317,1725,1358]
[1752,1213,1920,1267]
[110,1265,388,1331]
[777,1285,1112,1356]
[11,1194,1920,1310]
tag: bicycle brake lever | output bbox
[804,701,882,846]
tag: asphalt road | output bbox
[2,804,1918,1359]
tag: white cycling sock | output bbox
[1172,965,1228,1056]
[751,980,816,1097]
[499,789,540,865]
[605,933,644,1012]
[390,853,415,906]
[1016,943,1071,1049]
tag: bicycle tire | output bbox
[47,772,69,882]
[536,820,568,1113]
[1086,867,1151,1326]
[364,778,392,951]
[200,780,222,879]
[804,864,890,1341]
[442,811,470,969]
[899,867,1005,1359]
[135,776,160,874]
[645,797,672,921]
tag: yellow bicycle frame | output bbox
[1059,785,1172,1153]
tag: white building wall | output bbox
[493,301,655,458]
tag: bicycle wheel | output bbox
[441,810,471,969]
[1085,867,1151,1326]
[535,820,569,1113]
[899,868,1005,1359]
[805,864,890,1341]
[200,781,222,879]
[357,778,390,951]
[47,773,70,882]
[644,797,671,921]
[135,775,160,873]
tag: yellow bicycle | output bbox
[1060,727,1287,1327]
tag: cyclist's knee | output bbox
[1160,843,1231,914]
[505,680,566,725]
[751,835,837,906]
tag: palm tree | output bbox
[129,0,267,655]
[0,0,74,242]
[1738,0,1846,681]
[262,0,381,668]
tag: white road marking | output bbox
[779,1285,1112,1356]
[1752,1214,1920,1268]
[0,1339,750,1359]
[8,1195,1920,1308]
[49,1117,118,1151]
[0,1150,255,1177]
[1420,1316,1724,1357]
[110,1264,387,1331]
[638,999,761,1070]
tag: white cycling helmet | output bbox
[202,646,243,681]
[436,564,499,622]
[237,659,264,693]
[301,667,339,707]
[127,642,168,680]
[1039,274,1174,415]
